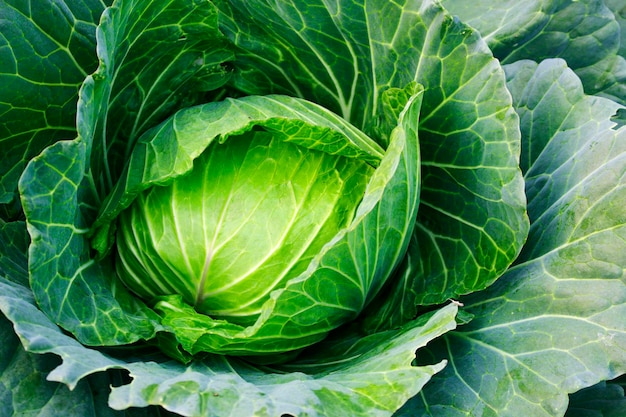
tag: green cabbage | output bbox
[1,0,625,416]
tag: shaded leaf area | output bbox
[441,0,626,105]
[0,313,95,416]
[397,60,626,416]
[0,0,110,218]
[0,220,29,287]
[566,378,626,417]
[612,108,626,129]
[218,0,527,329]
[0,275,457,417]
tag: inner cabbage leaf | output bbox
[116,129,374,325]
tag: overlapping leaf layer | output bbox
[1,0,625,416]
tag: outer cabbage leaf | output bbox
[1,291,176,416]
[18,0,233,346]
[0,275,457,417]
[1,312,167,417]
[0,229,134,417]
[217,0,528,326]
[366,4,527,322]
[0,0,110,218]
[440,0,626,105]
[400,59,626,416]
[0,313,96,416]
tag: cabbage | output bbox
[1,0,625,416]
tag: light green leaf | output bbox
[401,59,626,416]
[93,94,384,243]
[116,130,375,326]
[0,0,109,217]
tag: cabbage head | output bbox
[116,130,373,326]
[91,93,423,359]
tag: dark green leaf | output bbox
[566,380,626,417]
[0,220,29,286]
[80,0,233,195]
[0,313,96,416]
[0,0,109,217]
[441,0,626,105]
[604,0,626,58]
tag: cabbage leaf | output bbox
[399,59,626,417]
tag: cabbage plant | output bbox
[1,0,626,416]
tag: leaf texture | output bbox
[402,59,626,417]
